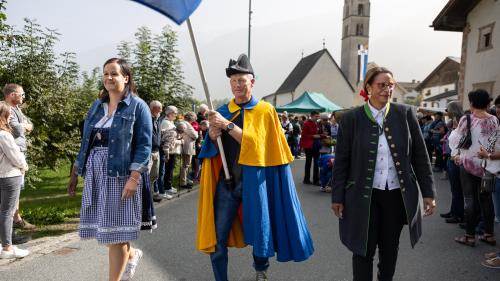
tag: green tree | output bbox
[119,25,193,110]
[0,18,89,185]
[117,41,132,63]
[132,26,158,104]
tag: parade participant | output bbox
[68,58,154,281]
[331,67,435,281]
[196,54,314,281]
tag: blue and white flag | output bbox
[357,44,369,82]
[131,0,202,25]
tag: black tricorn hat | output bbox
[225,54,254,78]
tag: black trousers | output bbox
[163,154,177,191]
[460,166,495,236]
[304,148,319,183]
[353,188,406,281]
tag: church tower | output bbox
[341,0,370,89]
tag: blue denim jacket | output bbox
[74,93,153,177]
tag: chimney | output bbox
[412,79,416,83]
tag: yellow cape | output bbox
[196,99,293,254]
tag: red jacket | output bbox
[191,121,200,132]
[299,120,318,149]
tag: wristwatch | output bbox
[226,122,235,131]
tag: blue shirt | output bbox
[74,93,153,177]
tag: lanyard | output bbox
[363,102,390,135]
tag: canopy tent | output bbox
[275,91,343,113]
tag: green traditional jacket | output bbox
[332,102,435,257]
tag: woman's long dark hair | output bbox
[100,58,137,101]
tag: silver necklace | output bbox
[95,114,113,140]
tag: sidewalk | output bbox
[0,185,198,271]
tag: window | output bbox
[345,5,349,18]
[423,103,428,107]
[444,88,448,92]
[344,25,348,37]
[356,24,364,36]
[358,4,364,16]
[478,23,495,52]
[425,89,431,97]
[473,81,495,95]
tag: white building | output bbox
[341,0,371,89]
[398,80,420,101]
[262,49,355,108]
[360,62,410,105]
[432,0,500,108]
[416,57,460,110]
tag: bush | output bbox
[20,206,77,226]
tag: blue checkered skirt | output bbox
[79,147,142,244]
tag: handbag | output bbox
[481,160,496,193]
[457,114,472,150]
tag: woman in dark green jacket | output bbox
[331,67,436,281]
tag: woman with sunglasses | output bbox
[331,67,436,281]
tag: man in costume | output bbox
[196,54,314,281]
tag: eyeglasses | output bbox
[375,82,395,90]
[13,91,25,98]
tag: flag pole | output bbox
[186,18,231,182]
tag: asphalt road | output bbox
[1,159,499,281]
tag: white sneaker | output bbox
[0,246,29,259]
[167,187,178,194]
[160,193,173,200]
[120,249,143,280]
[255,270,268,281]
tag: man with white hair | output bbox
[197,54,314,281]
[149,101,163,190]
[197,104,208,123]
[158,105,180,199]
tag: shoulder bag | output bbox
[481,159,495,193]
[457,114,472,150]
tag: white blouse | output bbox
[368,102,400,191]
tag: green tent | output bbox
[275,91,343,113]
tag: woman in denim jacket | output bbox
[68,58,152,281]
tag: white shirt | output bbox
[94,103,115,128]
[368,102,400,191]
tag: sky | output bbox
[5,0,462,101]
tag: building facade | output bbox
[341,0,371,89]
[433,0,500,108]
[416,57,460,110]
[262,49,355,108]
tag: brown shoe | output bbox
[485,251,500,259]
[455,235,476,247]
[482,257,500,269]
[13,219,35,230]
[479,234,497,246]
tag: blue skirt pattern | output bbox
[242,164,314,262]
[79,147,143,244]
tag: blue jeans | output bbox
[447,159,464,218]
[154,150,166,194]
[210,177,269,281]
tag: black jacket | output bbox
[332,103,435,256]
